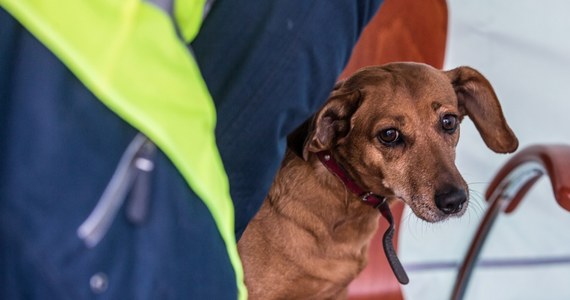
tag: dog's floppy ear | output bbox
[445,66,518,153]
[302,88,361,160]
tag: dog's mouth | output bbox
[400,195,469,223]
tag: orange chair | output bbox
[451,145,570,300]
[341,0,449,299]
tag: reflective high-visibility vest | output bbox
[0,0,246,298]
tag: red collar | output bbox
[316,150,386,208]
[316,150,409,285]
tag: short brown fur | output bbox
[238,62,518,299]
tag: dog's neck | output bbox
[268,149,381,245]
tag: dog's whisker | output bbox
[404,211,436,238]
[401,210,423,239]
[464,190,488,224]
[467,202,485,217]
[468,190,487,211]
[466,181,491,186]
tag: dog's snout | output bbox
[435,186,467,215]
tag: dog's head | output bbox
[302,62,518,222]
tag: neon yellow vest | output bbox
[0,0,246,298]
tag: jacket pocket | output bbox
[77,133,156,248]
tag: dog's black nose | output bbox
[435,186,467,214]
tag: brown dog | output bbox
[238,62,518,299]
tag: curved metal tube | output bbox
[451,144,570,300]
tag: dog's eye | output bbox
[378,128,401,145]
[441,114,458,133]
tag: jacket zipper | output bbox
[77,133,156,248]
